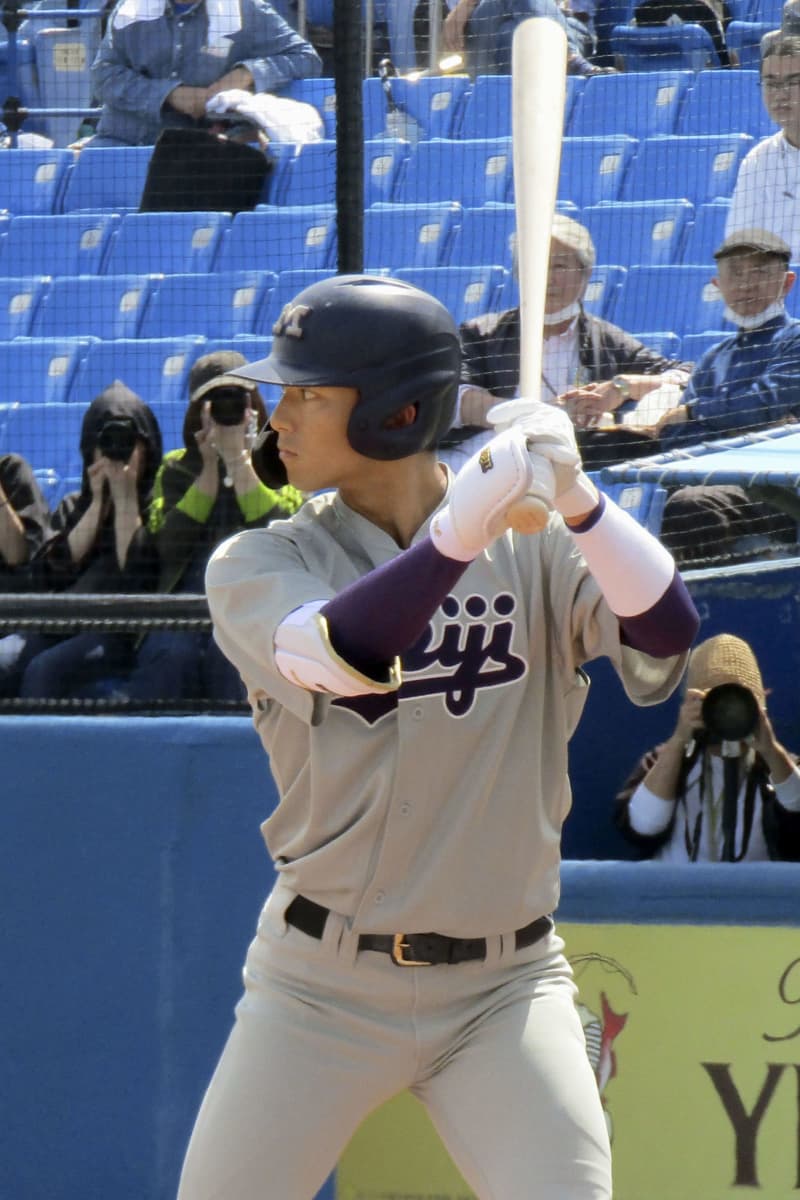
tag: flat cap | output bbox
[714,227,792,262]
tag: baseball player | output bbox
[178,275,699,1200]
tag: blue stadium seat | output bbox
[33,25,100,148]
[455,75,512,139]
[262,140,301,204]
[68,336,205,408]
[0,336,89,406]
[455,76,585,138]
[364,138,411,203]
[613,265,735,337]
[681,198,731,264]
[619,134,753,204]
[0,276,51,338]
[137,270,277,339]
[610,23,718,71]
[101,211,231,275]
[581,264,627,321]
[2,402,85,476]
[677,70,777,138]
[598,481,668,535]
[29,274,155,339]
[0,148,73,215]
[276,139,409,206]
[681,330,729,361]
[254,268,337,335]
[556,136,638,208]
[392,265,507,324]
[276,76,337,138]
[364,202,462,269]
[0,212,119,276]
[60,146,153,213]
[363,74,471,140]
[635,331,683,358]
[218,206,337,273]
[33,466,64,507]
[725,21,776,68]
[276,139,335,205]
[582,200,694,267]
[144,397,184,454]
[448,204,516,269]
[396,138,513,206]
[568,71,692,138]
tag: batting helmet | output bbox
[230,274,461,460]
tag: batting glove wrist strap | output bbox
[430,428,541,561]
[275,602,401,696]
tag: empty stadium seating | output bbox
[583,200,694,267]
[448,204,516,270]
[681,198,731,265]
[395,138,513,206]
[619,134,753,204]
[392,265,508,324]
[613,265,735,338]
[610,23,719,71]
[29,274,156,339]
[68,336,205,408]
[555,136,638,208]
[0,337,90,406]
[0,148,73,215]
[568,71,692,138]
[0,212,119,276]
[136,270,277,339]
[364,202,462,270]
[676,69,777,139]
[219,206,337,273]
[0,276,51,338]
[363,73,471,140]
[60,146,154,213]
[101,211,231,276]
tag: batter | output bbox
[178,274,699,1200]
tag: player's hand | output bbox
[430,427,550,561]
[487,397,599,522]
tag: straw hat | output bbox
[686,634,765,702]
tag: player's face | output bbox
[270,384,362,491]
[715,251,791,318]
[761,53,800,144]
[545,241,589,313]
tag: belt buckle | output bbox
[391,933,432,966]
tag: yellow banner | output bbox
[337,924,800,1200]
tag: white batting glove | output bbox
[431,427,554,561]
[487,397,599,521]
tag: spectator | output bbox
[615,634,800,862]
[0,453,51,590]
[86,0,322,148]
[657,227,800,564]
[726,35,800,259]
[436,0,610,76]
[123,350,303,706]
[441,213,691,468]
[6,384,163,701]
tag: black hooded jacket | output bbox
[33,382,163,593]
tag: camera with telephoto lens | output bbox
[701,683,760,742]
[209,386,250,427]
[96,416,138,462]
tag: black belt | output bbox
[285,894,553,967]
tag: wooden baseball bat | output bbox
[505,17,568,535]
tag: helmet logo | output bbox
[273,303,311,339]
[478,446,494,473]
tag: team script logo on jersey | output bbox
[334,590,527,724]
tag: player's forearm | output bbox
[321,538,469,674]
[568,494,699,657]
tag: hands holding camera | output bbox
[195,399,258,497]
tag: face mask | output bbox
[543,300,582,327]
[724,297,786,330]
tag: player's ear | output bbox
[782,270,796,297]
[383,404,417,431]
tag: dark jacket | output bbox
[33,382,162,593]
[614,740,800,862]
[459,304,689,401]
[0,454,51,592]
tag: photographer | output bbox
[614,634,800,862]
[123,351,302,706]
[7,383,163,700]
[0,453,51,589]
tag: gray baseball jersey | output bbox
[207,484,685,938]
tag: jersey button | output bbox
[399,803,411,816]
[374,891,385,904]
[412,706,423,720]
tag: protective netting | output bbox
[0,0,798,710]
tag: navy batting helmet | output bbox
[230,274,461,460]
